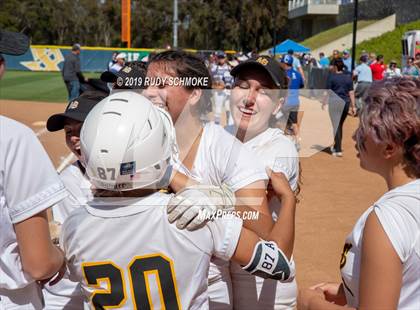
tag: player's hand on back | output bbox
[167,184,235,231]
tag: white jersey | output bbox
[341,179,420,309]
[0,116,67,307]
[169,122,268,308]
[61,192,243,309]
[52,161,92,224]
[245,128,299,191]
[231,127,299,309]
[175,122,268,193]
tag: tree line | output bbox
[0,0,288,51]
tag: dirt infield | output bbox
[1,99,387,290]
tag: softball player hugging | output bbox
[61,91,296,309]
[226,56,300,309]
[143,50,277,309]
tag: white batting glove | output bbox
[167,184,236,231]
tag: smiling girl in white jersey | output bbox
[298,78,420,309]
[143,50,273,309]
[224,56,300,309]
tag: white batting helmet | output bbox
[80,91,175,191]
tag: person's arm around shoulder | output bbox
[265,170,296,258]
[231,173,296,273]
[234,181,274,240]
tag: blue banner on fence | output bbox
[2,46,153,72]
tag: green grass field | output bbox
[301,20,376,50]
[0,71,100,103]
[355,19,420,66]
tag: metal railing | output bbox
[288,0,343,11]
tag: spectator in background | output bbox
[370,54,386,81]
[288,49,305,84]
[326,59,356,157]
[280,54,304,148]
[211,51,233,88]
[329,50,342,71]
[368,52,376,65]
[107,52,118,71]
[342,49,352,73]
[332,49,340,60]
[62,43,88,102]
[385,60,401,79]
[353,55,372,114]
[319,52,330,68]
[109,53,126,73]
[403,57,420,78]
[211,51,234,124]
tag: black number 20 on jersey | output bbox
[82,254,181,310]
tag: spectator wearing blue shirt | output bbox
[353,55,372,113]
[280,54,304,142]
[319,52,330,68]
[288,49,305,84]
[342,50,352,72]
[326,59,356,157]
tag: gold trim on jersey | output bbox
[340,243,353,269]
[81,261,127,309]
[127,253,181,310]
[143,269,165,310]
